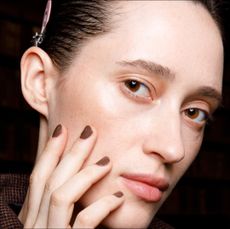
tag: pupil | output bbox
[125,80,140,92]
[189,108,195,115]
[187,108,198,118]
[129,80,137,88]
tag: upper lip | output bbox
[121,173,169,192]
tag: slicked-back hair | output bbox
[38,0,223,71]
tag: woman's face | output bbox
[48,1,223,228]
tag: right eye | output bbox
[184,108,209,124]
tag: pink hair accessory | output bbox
[41,0,52,34]
[33,0,52,46]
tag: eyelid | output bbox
[183,100,211,115]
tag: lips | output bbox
[121,173,169,202]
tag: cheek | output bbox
[172,129,204,186]
[184,128,204,163]
[52,76,145,157]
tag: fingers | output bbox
[47,157,112,228]
[24,124,68,228]
[23,124,123,229]
[43,125,97,193]
[73,192,124,228]
[33,125,97,227]
[18,188,29,224]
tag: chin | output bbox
[101,200,156,228]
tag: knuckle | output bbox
[29,172,43,186]
[76,212,92,226]
[44,180,54,194]
[29,173,35,186]
[99,196,116,209]
[81,167,93,177]
[50,190,66,207]
[44,177,58,194]
[103,197,114,206]
[81,165,98,178]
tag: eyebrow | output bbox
[191,86,223,109]
[117,59,175,80]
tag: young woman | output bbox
[1,0,224,228]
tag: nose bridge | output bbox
[144,104,185,164]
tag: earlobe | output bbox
[20,47,55,118]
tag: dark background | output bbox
[0,1,229,228]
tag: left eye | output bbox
[185,108,209,123]
[124,80,150,98]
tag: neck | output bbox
[36,115,49,161]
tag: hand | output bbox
[18,124,124,228]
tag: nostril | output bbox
[144,145,185,165]
[166,147,185,164]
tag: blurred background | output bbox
[0,1,229,228]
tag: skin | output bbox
[18,1,223,228]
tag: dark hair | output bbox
[39,0,113,71]
[38,0,223,72]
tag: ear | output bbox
[20,47,57,118]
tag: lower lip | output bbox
[121,177,163,202]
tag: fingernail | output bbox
[113,191,124,198]
[52,124,62,137]
[80,125,93,139]
[96,156,110,166]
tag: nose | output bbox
[143,110,185,164]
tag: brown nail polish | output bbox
[52,124,62,137]
[96,156,110,166]
[113,191,124,198]
[80,125,93,139]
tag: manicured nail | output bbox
[80,125,93,139]
[96,156,110,166]
[113,191,124,198]
[52,124,62,137]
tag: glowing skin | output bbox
[23,1,223,228]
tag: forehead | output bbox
[108,1,223,89]
[113,1,222,42]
